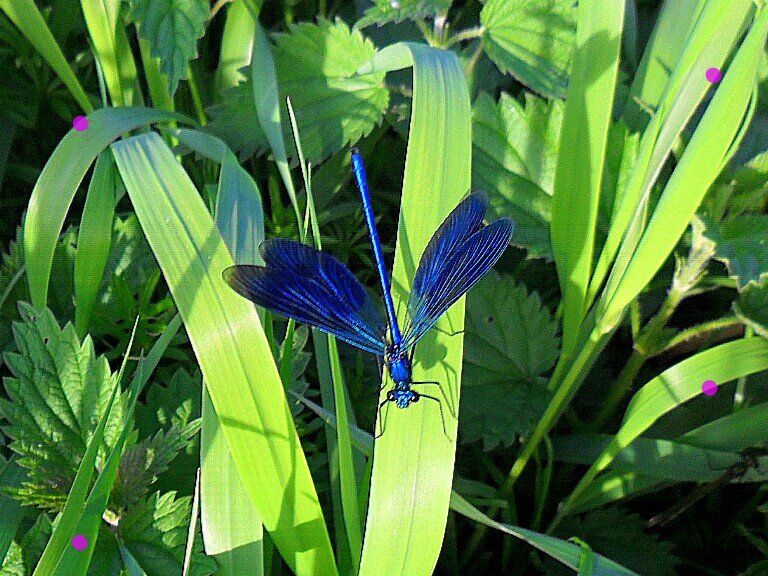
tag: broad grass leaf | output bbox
[703,215,768,289]
[550,509,679,576]
[207,19,388,163]
[354,0,451,29]
[472,92,562,258]
[735,282,768,339]
[480,0,576,99]
[0,305,121,511]
[131,0,208,95]
[461,272,559,449]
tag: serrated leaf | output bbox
[461,272,559,450]
[480,0,576,99]
[118,491,216,576]
[703,215,768,289]
[735,282,768,339]
[355,0,451,29]
[133,368,202,498]
[0,305,122,511]
[131,0,209,94]
[472,92,563,259]
[207,18,388,163]
[551,508,679,576]
[112,422,200,510]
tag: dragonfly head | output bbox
[387,387,419,409]
[385,344,412,384]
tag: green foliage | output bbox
[93,491,215,576]
[461,272,559,449]
[704,215,768,289]
[551,508,680,576]
[207,18,389,163]
[355,0,451,29]
[0,305,122,511]
[131,0,209,94]
[480,0,576,98]
[735,282,768,338]
[472,92,563,259]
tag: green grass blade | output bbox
[251,22,301,227]
[74,150,116,338]
[550,0,625,357]
[559,337,768,518]
[0,0,93,112]
[622,0,707,130]
[590,0,754,310]
[81,0,138,106]
[201,390,263,576]
[599,6,768,328]
[196,126,265,576]
[111,132,337,576]
[24,107,192,311]
[450,493,639,576]
[356,42,470,576]
[215,0,257,95]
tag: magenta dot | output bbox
[705,67,722,84]
[72,116,89,132]
[71,534,88,551]
[702,380,718,397]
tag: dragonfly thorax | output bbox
[387,385,419,409]
[385,344,412,384]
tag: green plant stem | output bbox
[588,286,683,432]
[186,65,207,126]
[444,26,485,48]
[209,0,233,21]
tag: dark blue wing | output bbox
[224,238,388,355]
[402,207,515,350]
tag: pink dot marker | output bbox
[72,115,89,132]
[701,379,718,397]
[71,534,88,551]
[705,67,722,84]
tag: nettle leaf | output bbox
[131,0,209,94]
[461,272,559,450]
[133,368,202,499]
[207,18,388,163]
[735,282,768,339]
[0,305,122,511]
[703,215,768,289]
[550,508,680,576]
[117,491,216,576]
[112,422,200,510]
[355,0,451,29]
[472,92,563,259]
[480,0,576,99]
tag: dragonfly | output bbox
[223,148,515,437]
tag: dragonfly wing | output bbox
[224,238,388,355]
[410,192,488,300]
[403,217,515,350]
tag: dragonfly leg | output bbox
[411,380,457,418]
[375,397,391,439]
[416,393,453,441]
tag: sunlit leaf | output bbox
[703,214,768,289]
[355,0,451,29]
[480,0,576,98]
